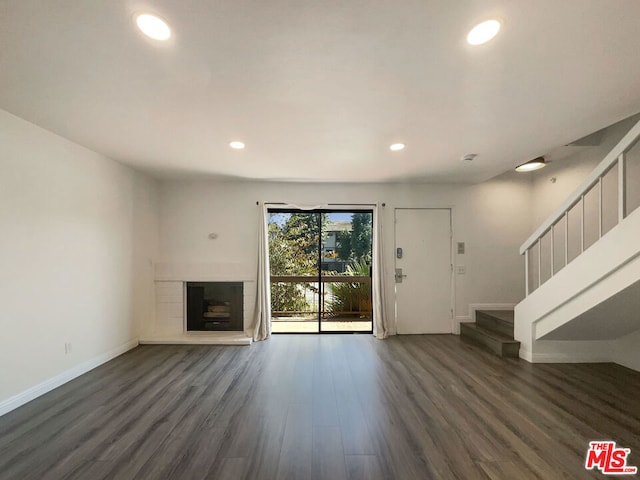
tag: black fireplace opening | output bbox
[186,282,243,332]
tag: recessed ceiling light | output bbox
[229,141,245,150]
[467,19,501,46]
[135,13,171,41]
[515,157,546,172]
[390,143,405,151]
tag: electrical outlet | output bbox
[456,266,466,275]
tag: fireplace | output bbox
[186,282,244,331]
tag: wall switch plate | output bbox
[64,342,72,354]
[457,242,465,254]
[456,266,466,275]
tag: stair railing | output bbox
[520,118,640,296]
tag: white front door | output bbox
[395,208,452,334]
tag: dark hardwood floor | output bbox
[1,335,639,479]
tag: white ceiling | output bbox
[2,1,640,183]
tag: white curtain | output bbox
[251,202,271,341]
[372,203,389,339]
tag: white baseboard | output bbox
[0,338,139,418]
[519,347,533,362]
[454,316,471,335]
[530,352,612,363]
[519,345,612,364]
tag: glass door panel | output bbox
[268,209,373,334]
[268,211,320,333]
[320,211,373,333]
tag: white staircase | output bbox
[515,119,640,365]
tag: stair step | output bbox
[476,310,514,337]
[460,322,520,358]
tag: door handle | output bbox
[395,268,407,283]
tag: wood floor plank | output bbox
[344,455,385,480]
[241,409,287,480]
[312,343,339,427]
[276,403,313,480]
[0,346,179,456]
[159,425,226,480]
[0,335,639,480]
[211,457,249,480]
[329,338,378,456]
[0,347,197,480]
[311,426,348,480]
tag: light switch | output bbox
[457,242,465,254]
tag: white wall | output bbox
[132,174,160,339]
[530,114,640,227]
[156,171,532,335]
[0,109,159,409]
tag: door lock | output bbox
[395,268,407,283]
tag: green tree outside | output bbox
[336,213,372,264]
[269,212,325,314]
[268,211,372,317]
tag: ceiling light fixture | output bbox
[135,13,171,41]
[390,143,405,151]
[467,19,501,45]
[515,157,546,172]
[229,141,245,150]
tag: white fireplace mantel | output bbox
[143,262,255,345]
[154,261,255,283]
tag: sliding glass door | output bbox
[267,209,373,334]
